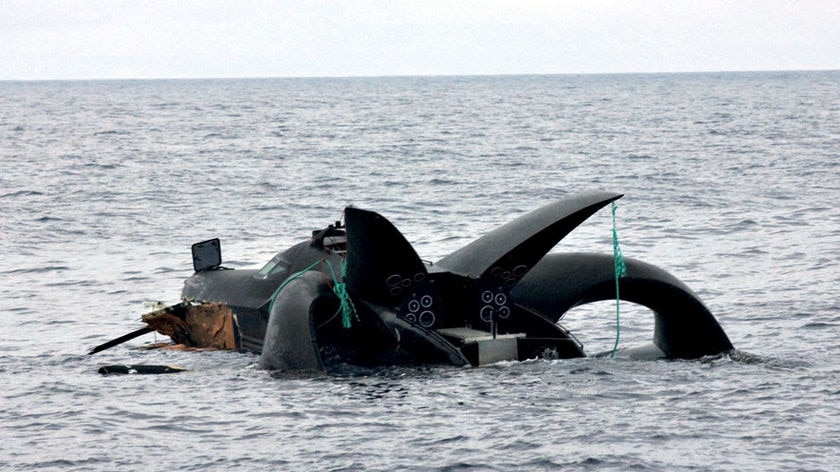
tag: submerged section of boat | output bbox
[93,191,734,372]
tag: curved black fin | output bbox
[512,252,733,359]
[259,271,332,372]
[344,207,428,306]
[436,191,622,286]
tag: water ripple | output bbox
[1,72,839,471]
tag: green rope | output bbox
[267,258,358,329]
[610,201,627,358]
[324,259,358,328]
[267,258,323,315]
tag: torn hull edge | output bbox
[140,301,241,351]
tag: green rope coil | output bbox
[267,258,357,329]
[611,201,627,358]
[324,259,358,329]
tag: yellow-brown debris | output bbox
[141,301,238,350]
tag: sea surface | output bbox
[1,72,838,471]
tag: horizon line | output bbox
[2,68,838,84]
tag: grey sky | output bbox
[2,0,838,80]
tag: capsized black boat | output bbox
[95,191,734,372]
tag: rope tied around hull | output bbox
[267,259,323,316]
[324,259,358,328]
[611,201,627,358]
[267,258,358,329]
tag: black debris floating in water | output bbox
[97,365,187,375]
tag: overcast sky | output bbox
[2,0,838,81]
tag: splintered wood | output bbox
[141,302,238,350]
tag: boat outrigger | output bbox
[92,191,733,373]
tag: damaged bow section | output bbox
[90,301,240,355]
[141,301,240,351]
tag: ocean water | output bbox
[1,71,839,471]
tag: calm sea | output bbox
[1,72,839,471]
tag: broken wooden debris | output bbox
[141,301,239,350]
[88,301,240,355]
